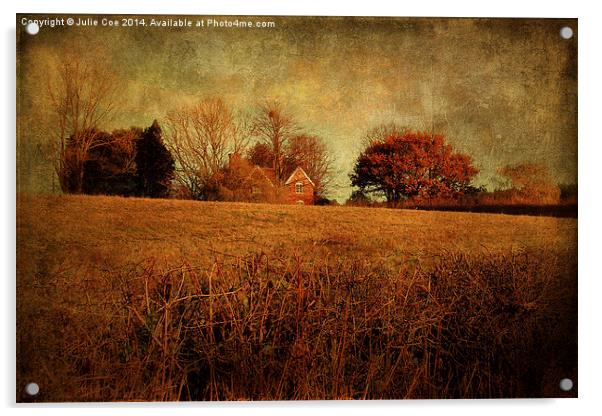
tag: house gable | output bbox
[283,167,315,205]
[284,167,315,187]
[242,166,276,188]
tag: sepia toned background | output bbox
[17,15,577,201]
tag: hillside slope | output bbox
[17,194,577,272]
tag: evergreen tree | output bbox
[135,120,175,198]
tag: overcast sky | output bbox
[17,15,577,201]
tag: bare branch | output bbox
[45,55,117,193]
[251,101,300,183]
[164,97,248,200]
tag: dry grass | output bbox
[16,194,577,401]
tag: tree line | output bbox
[44,58,571,207]
[45,59,332,202]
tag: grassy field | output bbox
[16,194,578,401]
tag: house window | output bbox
[295,182,303,194]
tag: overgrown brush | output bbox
[17,250,577,401]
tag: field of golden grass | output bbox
[17,194,576,269]
[16,194,578,401]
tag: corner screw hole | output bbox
[560,26,573,40]
[25,382,40,396]
[25,22,40,35]
[559,378,573,391]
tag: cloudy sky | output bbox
[17,15,577,201]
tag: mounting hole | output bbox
[559,378,573,391]
[25,22,40,36]
[24,382,40,396]
[560,26,573,40]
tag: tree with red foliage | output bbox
[350,131,478,203]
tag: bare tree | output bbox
[164,98,249,199]
[109,128,140,176]
[284,134,333,198]
[251,101,299,183]
[362,122,409,147]
[46,57,116,193]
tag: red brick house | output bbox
[227,153,315,205]
[283,167,315,205]
[241,165,279,203]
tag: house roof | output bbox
[260,167,277,184]
[242,165,276,187]
[284,167,315,187]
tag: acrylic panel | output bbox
[16,14,577,402]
